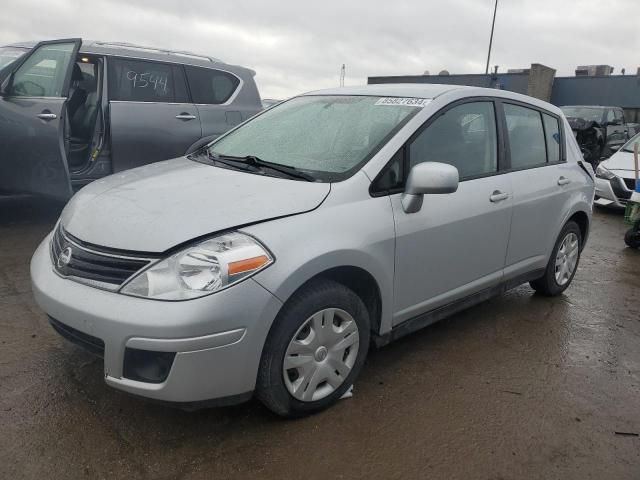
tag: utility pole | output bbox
[485,0,498,74]
[340,64,346,87]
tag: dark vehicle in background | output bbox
[0,39,262,199]
[560,105,636,166]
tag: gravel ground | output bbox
[1,195,639,480]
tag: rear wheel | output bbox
[530,221,582,296]
[256,279,370,417]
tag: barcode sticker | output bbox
[374,97,431,107]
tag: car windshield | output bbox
[207,95,425,181]
[560,106,604,123]
[621,132,640,153]
[0,46,28,69]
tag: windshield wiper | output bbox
[208,152,316,182]
[205,150,261,173]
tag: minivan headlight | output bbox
[120,232,273,300]
[595,164,616,180]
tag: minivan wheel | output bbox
[530,221,582,296]
[256,279,370,417]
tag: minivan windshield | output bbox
[207,95,425,181]
[0,46,28,69]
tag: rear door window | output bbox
[108,58,188,103]
[185,66,240,104]
[504,104,547,169]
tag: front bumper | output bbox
[31,233,283,403]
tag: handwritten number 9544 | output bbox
[126,71,168,93]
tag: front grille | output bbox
[623,178,637,191]
[51,225,156,290]
[610,177,633,201]
[49,317,105,357]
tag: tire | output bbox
[625,228,640,249]
[530,221,582,296]
[256,279,370,418]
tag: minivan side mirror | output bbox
[401,162,459,213]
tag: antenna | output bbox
[340,64,346,87]
[485,0,499,74]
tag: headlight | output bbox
[120,232,273,300]
[595,164,616,180]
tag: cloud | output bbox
[1,0,637,98]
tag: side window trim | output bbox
[370,96,504,196]
[540,110,550,164]
[179,63,194,104]
[370,96,568,197]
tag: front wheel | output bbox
[256,279,370,417]
[530,221,582,296]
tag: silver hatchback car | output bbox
[32,84,595,417]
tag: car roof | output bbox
[302,84,563,113]
[6,40,254,74]
[560,105,616,109]
[304,83,470,99]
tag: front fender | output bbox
[242,190,396,334]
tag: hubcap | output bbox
[555,232,579,286]
[283,308,359,402]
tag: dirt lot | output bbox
[1,195,639,480]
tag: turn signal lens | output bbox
[228,255,270,276]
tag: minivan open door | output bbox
[0,38,81,199]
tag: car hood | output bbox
[61,157,331,252]
[601,151,638,175]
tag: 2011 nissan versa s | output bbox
[32,84,595,417]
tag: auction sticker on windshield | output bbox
[374,97,431,107]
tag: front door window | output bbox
[10,42,76,97]
[409,101,498,179]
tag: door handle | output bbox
[175,113,197,120]
[489,190,509,202]
[557,176,571,186]
[37,113,57,121]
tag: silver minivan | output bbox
[31,84,595,417]
[0,39,262,199]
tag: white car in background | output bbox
[595,133,640,208]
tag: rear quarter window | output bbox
[108,58,188,103]
[185,65,240,104]
[542,113,561,163]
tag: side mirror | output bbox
[401,162,459,213]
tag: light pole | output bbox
[485,0,498,74]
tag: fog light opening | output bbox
[123,348,176,384]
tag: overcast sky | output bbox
[1,0,638,99]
